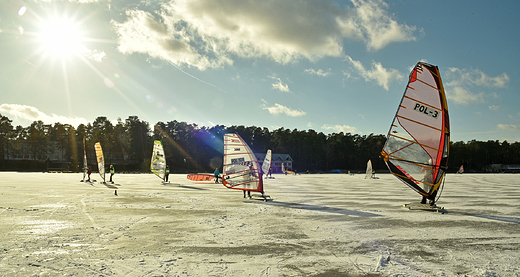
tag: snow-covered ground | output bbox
[0,172,518,276]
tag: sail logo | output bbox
[414,103,439,118]
[396,165,419,184]
[231,139,239,143]
[231,157,245,164]
[234,148,241,151]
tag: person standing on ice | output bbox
[165,165,170,182]
[87,166,92,182]
[109,165,115,183]
[214,168,220,183]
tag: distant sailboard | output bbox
[151,140,167,182]
[365,160,378,179]
[81,137,88,182]
[222,133,270,200]
[94,142,106,184]
[281,163,294,175]
[381,62,449,208]
[365,160,373,179]
[457,165,464,174]
[261,149,274,178]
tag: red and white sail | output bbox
[222,134,264,193]
[381,62,450,204]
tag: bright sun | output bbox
[38,18,83,57]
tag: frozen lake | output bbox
[0,172,519,276]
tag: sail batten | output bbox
[381,62,450,205]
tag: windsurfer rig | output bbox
[381,62,449,207]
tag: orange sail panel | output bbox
[222,133,264,193]
[381,62,449,203]
[187,174,215,182]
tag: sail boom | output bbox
[387,133,442,153]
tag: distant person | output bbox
[268,168,272,178]
[87,166,92,182]
[214,168,220,183]
[109,165,115,183]
[165,165,170,182]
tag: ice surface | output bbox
[0,172,519,276]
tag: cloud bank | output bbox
[262,103,306,117]
[0,104,88,127]
[444,68,509,105]
[322,124,358,134]
[111,0,418,70]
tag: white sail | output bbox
[458,165,464,174]
[281,163,286,174]
[261,149,272,176]
[94,142,105,183]
[365,160,373,179]
[151,140,166,180]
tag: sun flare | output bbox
[38,18,84,57]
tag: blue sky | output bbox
[0,0,518,143]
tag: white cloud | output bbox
[344,55,403,90]
[111,0,418,69]
[270,76,290,92]
[448,86,484,105]
[0,104,88,127]
[346,0,418,51]
[263,103,306,117]
[322,124,358,134]
[444,68,509,105]
[497,124,520,131]
[79,46,106,62]
[304,68,331,77]
[489,105,500,111]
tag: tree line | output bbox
[1,113,519,173]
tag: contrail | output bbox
[24,60,37,67]
[167,60,229,95]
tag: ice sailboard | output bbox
[151,140,167,182]
[94,142,106,184]
[381,62,449,209]
[365,160,376,179]
[457,165,464,174]
[81,137,88,182]
[261,149,273,178]
[222,133,269,200]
